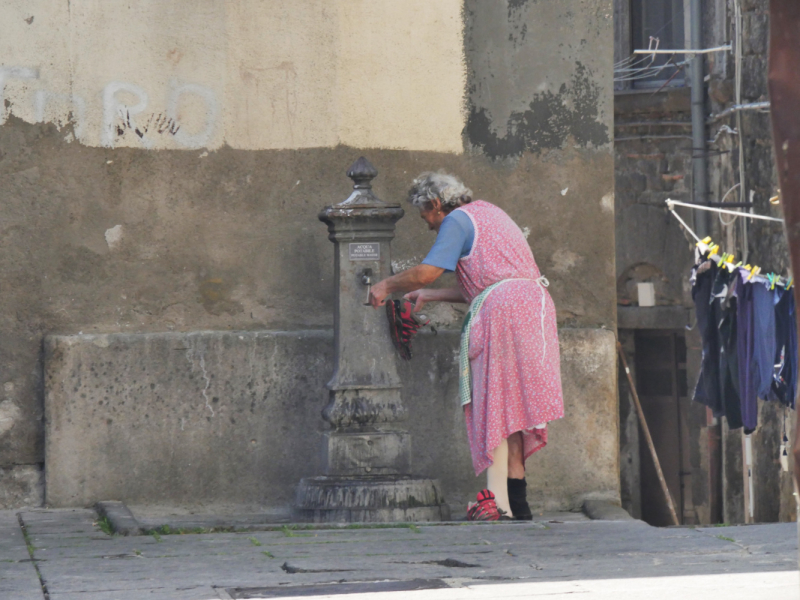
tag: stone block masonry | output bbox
[44,328,619,513]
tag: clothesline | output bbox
[666,203,703,243]
[666,199,784,223]
[666,198,793,289]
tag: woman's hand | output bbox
[403,289,431,312]
[367,265,446,309]
[368,280,390,308]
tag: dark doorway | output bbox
[634,330,689,526]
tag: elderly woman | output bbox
[368,172,564,521]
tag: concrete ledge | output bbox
[582,500,636,521]
[45,328,620,513]
[95,501,143,536]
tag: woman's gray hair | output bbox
[407,171,473,211]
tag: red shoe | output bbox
[466,489,501,521]
[386,299,429,360]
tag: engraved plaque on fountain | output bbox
[348,243,381,261]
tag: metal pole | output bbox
[690,0,709,237]
[617,343,681,526]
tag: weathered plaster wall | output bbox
[0,0,616,510]
[465,0,612,159]
[464,0,615,328]
[0,0,465,152]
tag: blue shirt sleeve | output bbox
[421,210,475,272]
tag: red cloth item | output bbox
[454,201,565,475]
[466,489,501,521]
[386,299,429,360]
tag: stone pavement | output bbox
[0,508,797,599]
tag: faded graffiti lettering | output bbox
[2,66,218,149]
[167,79,218,149]
[102,82,150,148]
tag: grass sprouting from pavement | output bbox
[262,550,275,559]
[716,535,736,543]
[280,525,314,538]
[21,527,36,554]
[248,536,262,546]
[96,516,114,536]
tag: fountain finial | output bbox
[337,157,384,206]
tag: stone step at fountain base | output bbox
[295,476,450,523]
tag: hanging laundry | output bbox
[736,272,777,434]
[690,258,796,431]
[713,266,743,429]
[769,287,798,409]
[691,260,724,416]
[667,204,797,433]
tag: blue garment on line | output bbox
[421,210,475,272]
[736,275,776,433]
[691,262,723,415]
[714,267,743,429]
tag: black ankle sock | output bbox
[508,477,527,493]
[507,477,533,520]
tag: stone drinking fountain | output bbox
[295,157,449,522]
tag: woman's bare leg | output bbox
[507,432,526,479]
[486,438,512,515]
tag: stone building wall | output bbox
[614,87,708,524]
[0,0,618,512]
[614,0,796,524]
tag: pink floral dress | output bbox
[455,201,565,475]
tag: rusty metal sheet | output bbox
[768,0,800,486]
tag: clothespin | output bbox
[720,252,728,262]
[787,276,794,289]
[768,273,776,290]
[696,236,712,249]
[747,266,761,281]
[708,244,720,258]
[696,236,712,253]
